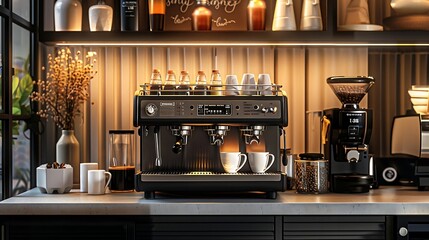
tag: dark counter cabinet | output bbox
[1,215,395,240]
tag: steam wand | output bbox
[154,126,162,167]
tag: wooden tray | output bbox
[384,15,429,30]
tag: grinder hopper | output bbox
[327,76,375,108]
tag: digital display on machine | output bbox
[197,104,232,116]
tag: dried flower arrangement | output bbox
[31,48,97,130]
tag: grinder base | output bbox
[332,174,373,193]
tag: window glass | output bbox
[0,121,2,200]
[0,18,2,113]
[12,23,32,117]
[12,0,31,22]
[12,120,30,196]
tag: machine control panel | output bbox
[137,97,286,123]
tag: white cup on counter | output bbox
[88,170,111,195]
[80,163,98,193]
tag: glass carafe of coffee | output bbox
[108,130,135,192]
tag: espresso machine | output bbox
[133,84,288,199]
[323,76,375,193]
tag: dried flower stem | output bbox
[31,48,97,130]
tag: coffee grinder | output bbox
[323,76,375,193]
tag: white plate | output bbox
[338,24,383,31]
[409,90,429,98]
[411,98,429,105]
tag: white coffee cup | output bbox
[257,74,273,96]
[248,152,275,173]
[220,152,247,173]
[80,162,98,192]
[225,75,240,96]
[88,170,112,195]
[241,73,257,95]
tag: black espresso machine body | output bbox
[133,85,288,199]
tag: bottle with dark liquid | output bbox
[120,0,138,31]
[177,70,192,95]
[192,0,212,31]
[247,0,266,31]
[193,71,208,95]
[149,69,162,95]
[210,70,223,96]
[163,70,177,95]
[149,0,165,31]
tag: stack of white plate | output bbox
[409,86,429,114]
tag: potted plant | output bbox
[31,48,97,185]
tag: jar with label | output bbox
[120,0,138,31]
[295,153,328,194]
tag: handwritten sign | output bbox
[165,0,247,31]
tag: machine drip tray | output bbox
[139,171,282,182]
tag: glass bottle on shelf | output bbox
[149,69,162,95]
[192,0,212,31]
[120,0,138,31]
[247,0,266,31]
[163,70,177,95]
[177,70,192,95]
[194,70,208,95]
[210,70,223,96]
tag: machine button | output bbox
[253,105,260,110]
[399,227,408,237]
[145,104,157,116]
[346,150,360,163]
[262,107,269,113]
[269,107,278,113]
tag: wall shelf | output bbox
[38,0,429,47]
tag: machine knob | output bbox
[346,150,360,163]
[269,107,278,113]
[261,107,269,113]
[145,104,157,116]
[399,227,408,237]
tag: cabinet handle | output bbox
[399,227,408,237]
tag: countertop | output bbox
[0,186,429,215]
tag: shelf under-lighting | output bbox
[54,42,429,47]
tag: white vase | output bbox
[89,0,113,31]
[272,0,297,31]
[300,0,323,31]
[54,0,82,31]
[56,130,80,186]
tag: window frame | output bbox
[0,0,39,199]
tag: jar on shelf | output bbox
[192,0,212,31]
[88,0,113,31]
[54,0,83,31]
[247,0,266,31]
